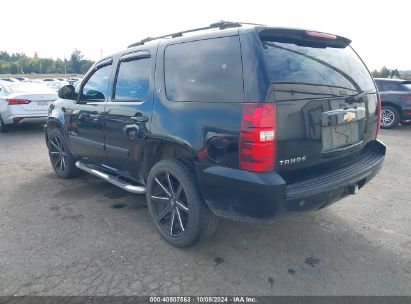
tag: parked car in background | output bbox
[14,77,30,82]
[67,77,81,86]
[0,82,57,132]
[42,78,58,82]
[46,21,385,247]
[45,80,69,92]
[0,78,20,83]
[374,78,411,128]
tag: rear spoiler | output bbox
[257,28,351,48]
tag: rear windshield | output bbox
[262,41,375,93]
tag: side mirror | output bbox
[58,85,77,100]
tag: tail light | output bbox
[376,94,382,138]
[240,103,276,172]
[306,31,337,40]
[6,99,31,105]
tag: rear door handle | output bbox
[130,116,148,123]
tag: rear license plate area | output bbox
[322,122,359,152]
[36,101,52,106]
[321,108,365,152]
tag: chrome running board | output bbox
[75,161,146,194]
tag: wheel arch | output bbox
[142,140,197,182]
[45,118,62,144]
[381,101,402,119]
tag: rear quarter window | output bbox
[377,81,408,92]
[164,36,244,102]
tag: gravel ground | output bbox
[0,124,410,296]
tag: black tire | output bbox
[0,115,10,133]
[381,106,400,129]
[47,128,82,178]
[401,121,411,126]
[146,159,218,247]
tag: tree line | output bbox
[371,66,401,79]
[0,49,94,75]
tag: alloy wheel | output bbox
[149,172,189,238]
[381,108,395,127]
[49,136,67,173]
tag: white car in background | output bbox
[14,77,30,82]
[42,78,58,82]
[45,80,69,92]
[0,78,20,83]
[68,77,81,86]
[0,82,58,132]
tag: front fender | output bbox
[47,102,65,127]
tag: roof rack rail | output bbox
[128,21,265,48]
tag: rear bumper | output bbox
[2,112,47,125]
[402,108,411,120]
[196,140,386,223]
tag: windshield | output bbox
[8,83,56,94]
[262,41,375,93]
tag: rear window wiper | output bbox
[345,90,370,104]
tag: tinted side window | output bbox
[377,81,389,92]
[374,81,382,91]
[378,81,404,92]
[164,36,244,102]
[82,65,112,100]
[114,58,150,101]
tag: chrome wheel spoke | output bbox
[59,157,63,171]
[166,173,175,197]
[176,201,189,212]
[61,156,66,170]
[55,138,62,150]
[150,195,170,202]
[157,204,172,222]
[176,208,185,232]
[175,184,183,201]
[155,177,172,197]
[50,151,60,155]
[50,139,59,150]
[54,156,61,167]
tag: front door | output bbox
[67,62,113,164]
[104,51,153,183]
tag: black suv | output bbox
[46,22,386,247]
[374,78,411,128]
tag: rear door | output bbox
[104,51,154,182]
[258,29,379,182]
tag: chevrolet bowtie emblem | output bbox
[343,112,356,122]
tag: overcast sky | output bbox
[3,0,410,71]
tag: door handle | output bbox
[130,116,148,123]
